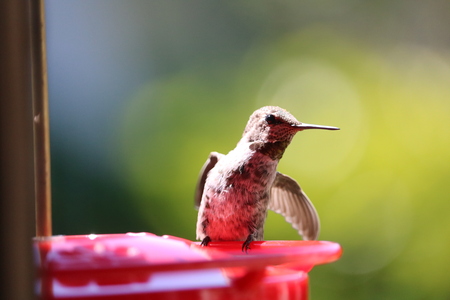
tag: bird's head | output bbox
[242,106,339,144]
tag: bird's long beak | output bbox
[293,123,340,131]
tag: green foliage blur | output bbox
[48,1,450,299]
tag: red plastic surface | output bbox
[34,233,341,300]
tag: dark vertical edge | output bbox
[0,0,37,299]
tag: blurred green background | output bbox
[46,1,450,299]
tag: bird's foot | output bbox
[242,235,254,253]
[200,236,211,247]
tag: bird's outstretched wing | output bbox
[268,172,320,240]
[194,152,224,209]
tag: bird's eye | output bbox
[265,114,276,124]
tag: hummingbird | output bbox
[195,106,339,251]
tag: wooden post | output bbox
[31,0,52,237]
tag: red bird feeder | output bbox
[35,233,341,299]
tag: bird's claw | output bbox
[200,236,211,247]
[242,235,253,253]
